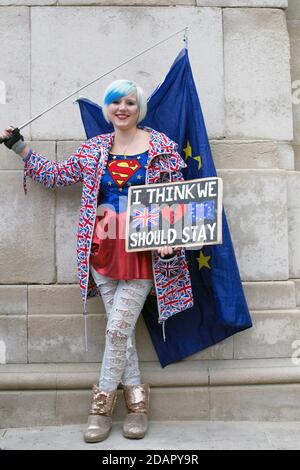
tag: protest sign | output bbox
[126,177,223,252]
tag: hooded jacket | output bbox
[23,126,194,324]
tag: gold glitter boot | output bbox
[122,383,150,439]
[84,385,117,443]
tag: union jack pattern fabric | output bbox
[22,126,194,322]
[132,206,160,230]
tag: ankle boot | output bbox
[84,385,117,443]
[122,383,150,439]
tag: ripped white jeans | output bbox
[90,265,153,392]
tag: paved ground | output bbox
[1,421,300,450]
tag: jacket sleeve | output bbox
[22,142,90,193]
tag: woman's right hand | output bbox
[0,126,14,143]
[0,126,28,157]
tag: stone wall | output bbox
[288,0,300,168]
[287,0,300,281]
[0,0,299,365]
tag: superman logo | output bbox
[107,159,141,186]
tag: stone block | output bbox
[136,386,210,421]
[0,286,27,315]
[0,172,56,283]
[1,1,56,4]
[224,8,293,140]
[56,141,83,283]
[288,21,300,80]
[27,311,157,363]
[219,169,289,281]
[277,143,295,170]
[0,7,30,140]
[233,310,300,359]
[293,98,300,147]
[288,20,300,147]
[287,171,300,278]
[211,140,279,169]
[197,1,287,5]
[295,280,300,307]
[0,361,210,390]
[30,6,223,139]
[208,358,300,386]
[28,284,102,315]
[0,316,27,364]
[56,184,81,283]
[141,361,209,387]
[55,390,91,425]
[262,422,300,450]
[243,281,297,310]
[294,145,300,170]
[57,141,82,161]
[287,0,300,20]
[0,370,58,391]
[28,314,106,363]
[0,391,56,428]
[0,141,56,170]
[210,384,300,421]
[0,150,23,171]
[59,0,193,5]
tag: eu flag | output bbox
[77,47,252,367]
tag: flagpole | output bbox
[0,26,189,143]
[184,27,189,49]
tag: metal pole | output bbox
[0,26,189,144]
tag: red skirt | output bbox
[90,209,153,280]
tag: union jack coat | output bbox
[23,126,194,323]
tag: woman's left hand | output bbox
[157,246,177,258]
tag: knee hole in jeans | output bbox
[111,317,132,330]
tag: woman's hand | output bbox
[0,126,29,158]
[0,126,14,142]
[157,246,177,258]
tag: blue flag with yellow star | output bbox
[77,47,252,367]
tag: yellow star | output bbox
[183,141,192,161]
[193,155,202,170]
[197,251,211,270]
[118,187,123,192]
[108,181,112,185]
[137,175,142,179]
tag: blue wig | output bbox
[102,79,147,124]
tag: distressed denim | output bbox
[90,266,153,391]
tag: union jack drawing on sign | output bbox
[131,205,160,230]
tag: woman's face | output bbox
[107,93,139,131]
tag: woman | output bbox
[0,79,193,443]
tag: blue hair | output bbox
[102,79,147,124]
